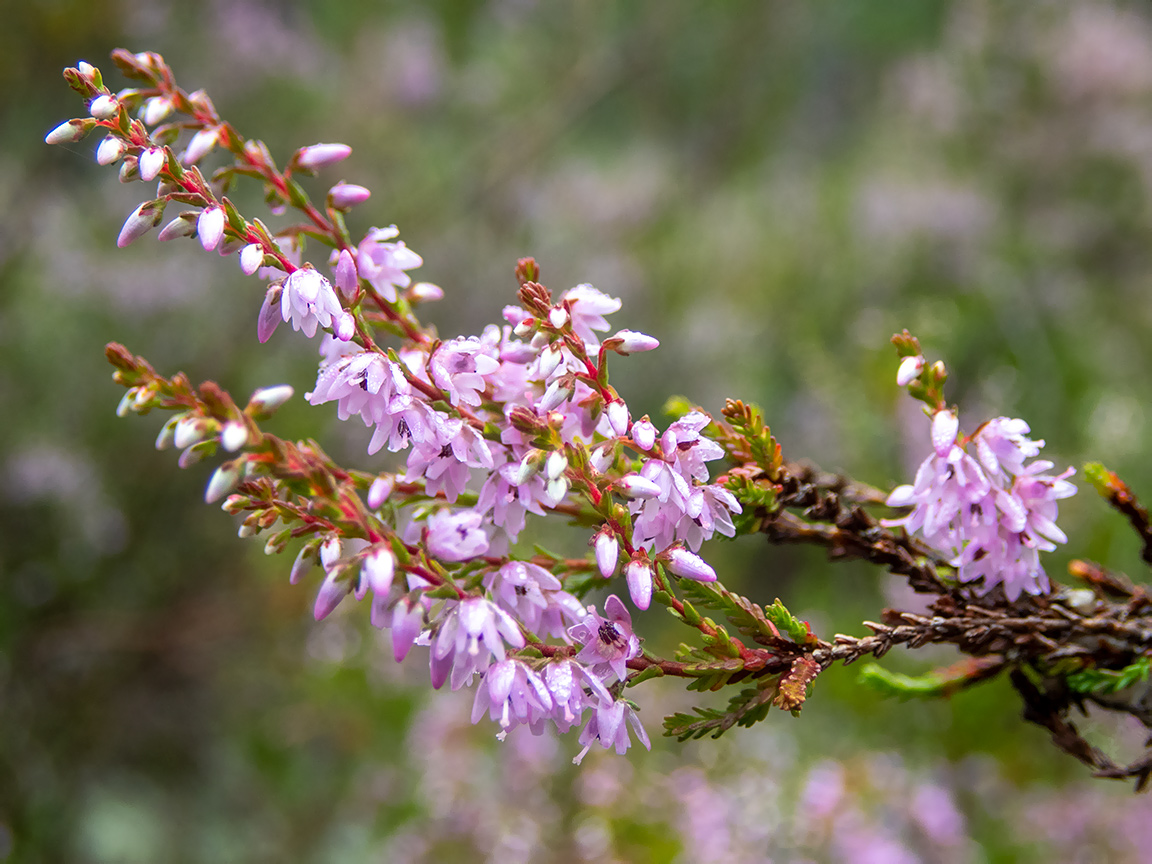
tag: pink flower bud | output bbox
[897,354,925,386]
[409,282,443,302]
[138,147,165,182]
[625,559,654,610]
[665,547,717,582]
[606,400,629,437]
[239,243,264,275]
[290,543,317,584]
[333,248,358,298]
[205,460,242,503]
[183,126,220,165]
[198,206,225,251]
[335,310,356,342]
[257,284,283,343]
[220,420,249,452]
[537,344,563,380]
[45,119,92,145]
[328,182,371,209]
[117,200,163,247]
[158,214,197,241]
[296,143,352,170]
[931,409,959,458]
[248,384,294,415]
[361,548,395,598]
[141,96,172,126]
[595,531,619,578]
[313,570,349,621]
[631,417,657,451]
[607,329,659,355]
[618,474,661,499]
[96,136,126,165]
[368,475,394,509]
[89,94,118,119]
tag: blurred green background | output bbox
[5,1,1152,861]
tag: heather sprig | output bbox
[48,52,1152,785]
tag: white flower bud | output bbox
[548,306,569,329]
[239,243,264,275]
[198,206,226,251]
[248,384,294,416]
[220,420,249,452]
[96,136,126,165]
[89,94,118,119]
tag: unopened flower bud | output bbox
[178,440,216,469]
[548,306,569,329]
[360,548,395,598]
[290,542,318,584]
[174,414,209,449]
[115,389,137,417]
[221,494,247,514]
[595,531,619,578]
[296,143,352,171]
[89,94,118,119]
[333,248,358,298]
[45,118,93,145]
[248,384,294,416]
[155,415,180,450]
[157,213,197,241]
[328,182,371,209]
[239,243,264,275]
[606,400,629,437]
[618,474,661,499]
[220,420,249,452]
[117,199,164,247]
[896,354,924,386]
[409,282,443,302]
[76,61,97,83]
[368,475,394,509]
[117,156,139,183]
[263,528,292,556]
[631,417,657,451]
[141,95,172,125]
[538,344,563,380]
[625,559,654,609]
[96,135,126,165]
[257,283,283,343]
[545,449,569,480]
[335,310,356,342]
[198,206,225,251]
[538,379,573,412]
[205,460,243,503]
[513,318,536,338]
[138,147,166,182]
[606,329,660,355]
[665,547,717,582]
[931,409,959,458]
[546,476,570,505]
[183,126,220,165]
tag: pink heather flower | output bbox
[425,508,491,561]
[280,268,344,338]
[367,475,394,509]
[296,142,352,170]
[404,414,494,501]
[561,283,621,345]
[430,337,500,407]
[661,411,724,482]
[483,560,584,639]
[476,462,549,541]
[545,659,612,733]
[569,594,641,684]
[619,473,662,499]
[625,559,654,610]
[198,206,226,251]
[431,596,525,690]
[665,546,718,582]
[383,596,424,659]
[471,659,553,736]
[357,225,423,303]
[138,147,165,182]
[409,282,443,302]
[573,697,651,763]
[329,182,371,210]
[887,409,1075,600]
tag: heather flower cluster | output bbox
[885,362,1076,600]
[50,52,748,761]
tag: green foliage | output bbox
[663,681,777,741]
[1065,655,1151,695]
[858,663,954,700]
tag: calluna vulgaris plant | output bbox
[46,50,1152,786]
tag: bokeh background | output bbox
[4,1,1152,861]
